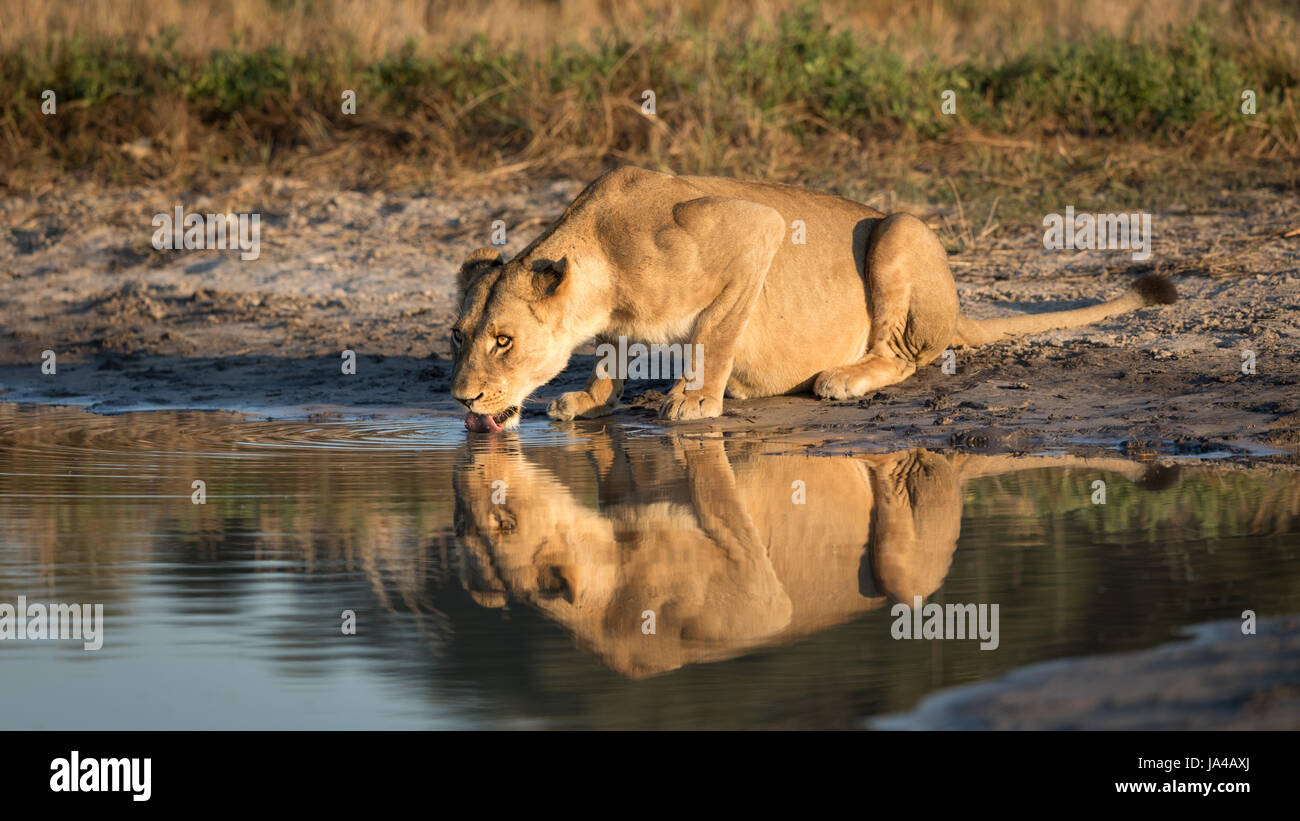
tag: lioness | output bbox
[451,166,1176,431]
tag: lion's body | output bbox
[450,166,1174,428]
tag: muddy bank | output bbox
[2,177,1298,462]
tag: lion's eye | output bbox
[451,329,463,347]
[495,510,516,531]
[495,335,512,349]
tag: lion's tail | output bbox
[950,274,1177,347]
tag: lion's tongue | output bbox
[464,412,502,433]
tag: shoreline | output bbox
[2,177,1298,466]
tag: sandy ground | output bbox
[2,176,1298,464]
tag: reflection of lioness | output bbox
[453,433,1153,677]
[451,165,1176,431]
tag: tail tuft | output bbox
[1133,274,1177,306]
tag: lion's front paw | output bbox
[549,391,619,421]
[548,391,592,421]
[659,393,723,421]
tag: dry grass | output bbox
[1,0,1297,222]
[7,0,1297,63]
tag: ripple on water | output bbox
[1,402,1298,729]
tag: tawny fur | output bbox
[454,432,1152,676]
[450,166,1177,426]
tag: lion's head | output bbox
[451,440,794,678]
[450,247,581,431]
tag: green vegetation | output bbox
[2,7,1296,229]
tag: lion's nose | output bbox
[454,391,484,409]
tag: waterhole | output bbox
[1,404,1297,729]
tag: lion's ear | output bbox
[532,256,569,298]
[457,247,504,302]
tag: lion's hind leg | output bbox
[814,355,916,400]
[814,213,956,401]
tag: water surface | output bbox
[1,404,1298,729]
